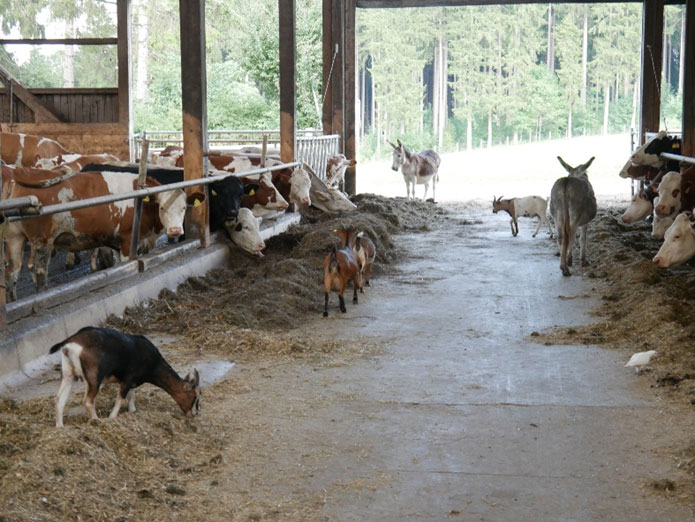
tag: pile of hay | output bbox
[108,194,446,336]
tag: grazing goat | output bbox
[549,156,597,276]
[491,195,553,238]
[50,326,201,428]
[323,227,363,316]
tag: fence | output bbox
[134,130,340,181]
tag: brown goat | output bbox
[323,227,363,316]
[351,231,376,288]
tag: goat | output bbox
[492,195,553,238]
[353,232,376,287]
[323,227,363,316]
[49,326,201,427]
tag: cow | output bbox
[150,145,184,167]
[325,154,356,189]
[619,131,682,178]
[650,166,695,239]
[388,139,441,201]
[653,212,695,268]
[4,166,201,300]
[241,172,289,218]
[80,163,264,254]
[549,156,597,276]
[491,195,553,238]
[271,167,312,208]
[1,131,69,167]
[33,153,121,171]
[227,207,266,257]
[621,184,659,224]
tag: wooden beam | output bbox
[639,0,664,144]
[117,0,132,151]
[331,0,345,152]
[7,79,61,123]
[356,0,654,6]
[179,0,210,246]
[0,38,117,45]
[279,0,296,163]
[322,0,334,135]
[344,0,357,195]
[683,0,695,156]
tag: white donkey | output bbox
[388,139,441,201]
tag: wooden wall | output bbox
[0,88,119,124]
[0,122,130,159]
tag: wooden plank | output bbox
[0,38,117,45]
[331,0,344,152]
[179,0,210,246]
[640,0,664,144]
[8,80,61,123]
[0,140,6,327]
[344,0,357,195]
[683,0,695,156]
[279,0,297,163]
[0,88,118,95]
[117,0,132,147]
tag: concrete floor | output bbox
[274,204,693,521]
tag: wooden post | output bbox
[279,0,296,163]
[117,0,133,158]
[640,0,664,144]
[683,0,695,156]
[344,0,357,195]
[129,140,149,261]
[180,0,210,247]
[322,0,335,136]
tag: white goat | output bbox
[492,195,553,238]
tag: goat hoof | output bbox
[366,281,370,287]
[353,299,358,305]
[562,268,571,277]
[340,307,347,313]
[323,311,328,317]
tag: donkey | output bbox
[549,156,597,276]
[388,139,441,201]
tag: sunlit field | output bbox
[357,133,634,205]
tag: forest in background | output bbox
[0,0,686,159]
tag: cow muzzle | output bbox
[253,242,266,257]
[167,227,183,238]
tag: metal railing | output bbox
[134,130,340,181]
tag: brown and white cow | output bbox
[325,154,356,189]
[653,212,695,268]
[240,172,289,218]
[1,131,69,167]
[651,166,695,239]
[4,166,202,300]
[33,153,121,171]
[271,167,312,208]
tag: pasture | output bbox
[3,134,695,520]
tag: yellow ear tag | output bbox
[673,143,679,149]
[143,196,150,202]
[224,220,233,227]
[212,189,218,196]
[333,229,337,233]
[249,189,255,196]
[194,199,201,206]
[687,187,691,194]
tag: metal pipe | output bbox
[8,162,300,221]
[661,152,695,165]
[0,195,41,212]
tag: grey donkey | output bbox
[549,156,597,276]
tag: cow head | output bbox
[654,171,682,218]
[621,190,653,224]
[558,156,594,181]
[209,176,258,224]
[151,189,205,238]
[653,212,695,268]
[289,167,312,207]
[226,207,265,257]
[620,131,672,177]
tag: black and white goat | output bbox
[49,326,201,428]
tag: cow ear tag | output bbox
[249,189,255,196]
[143,196,150,202]
[212,189,218,196]
[225,220,233,227]
[193,199,201,206]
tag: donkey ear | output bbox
[557,156,573,172]
[397,139,403,147]
[582,156,595,170]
